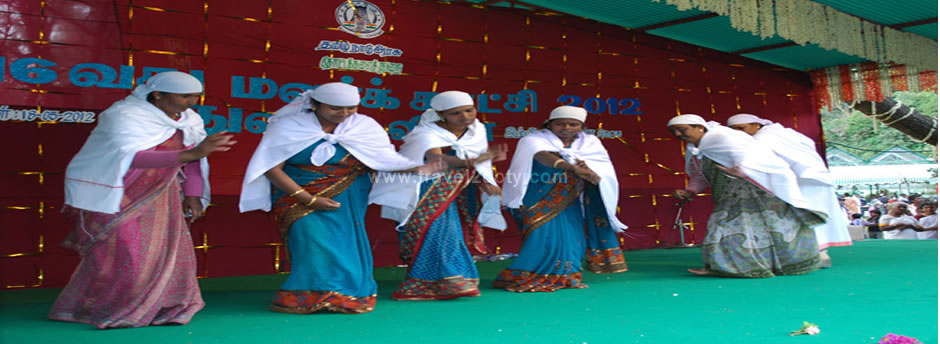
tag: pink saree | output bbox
[49,132,204,329]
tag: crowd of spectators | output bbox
[841,193,937,240]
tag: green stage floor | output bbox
[1,240,936,343]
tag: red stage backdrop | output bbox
[0,0,821,288]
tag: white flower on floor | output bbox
[790,321,820,336]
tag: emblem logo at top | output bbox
[335,0,386,39]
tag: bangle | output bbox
[552,159,565,169]
[306,195,318,207]
[288,189,305,198]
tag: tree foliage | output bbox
[822,91,938,160]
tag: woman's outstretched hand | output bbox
[308,196,341,211]
[474,144,509,164]
[489,143,509,162]
[181,131,237,163]
[415,158,446,175]
[673,189,695,200]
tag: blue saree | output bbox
[269,141,377,313]
[494,159,626,292]
[393,164,485,300]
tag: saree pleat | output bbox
[583,185,628,274]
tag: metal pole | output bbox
[673,199,691,247]
[675,203,685,245]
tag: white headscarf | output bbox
[667,115,825,215]
[726,113,774,126]
[266,82,360,125]
[729,114,825,181]
[130,71,204,99]
[666,114,707,127]
[369,91,506,230]
[310,82,360,106]
[420,90,475,122]
[543,105,587,124]
[239,83,423,212]
[65,71,209,214]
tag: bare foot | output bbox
[687,268,711,276]
[819,250,832,268]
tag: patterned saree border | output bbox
[271,290,376,314]
[520,172,582,244]
[391,276,481,301]
[456,176,487,255]
[586,248,629,274]
[492,269,586,292]
[272,154,367,235]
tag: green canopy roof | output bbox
[473,0,937,71]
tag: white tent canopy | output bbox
[829,164,937,195]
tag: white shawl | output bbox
[369,118,507,230]
[753,123,849,247]
[753,123,831,184]
[502,129,627,231]
[239,107,423,212]
[64,95,210,214]
[687,122,825,215]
